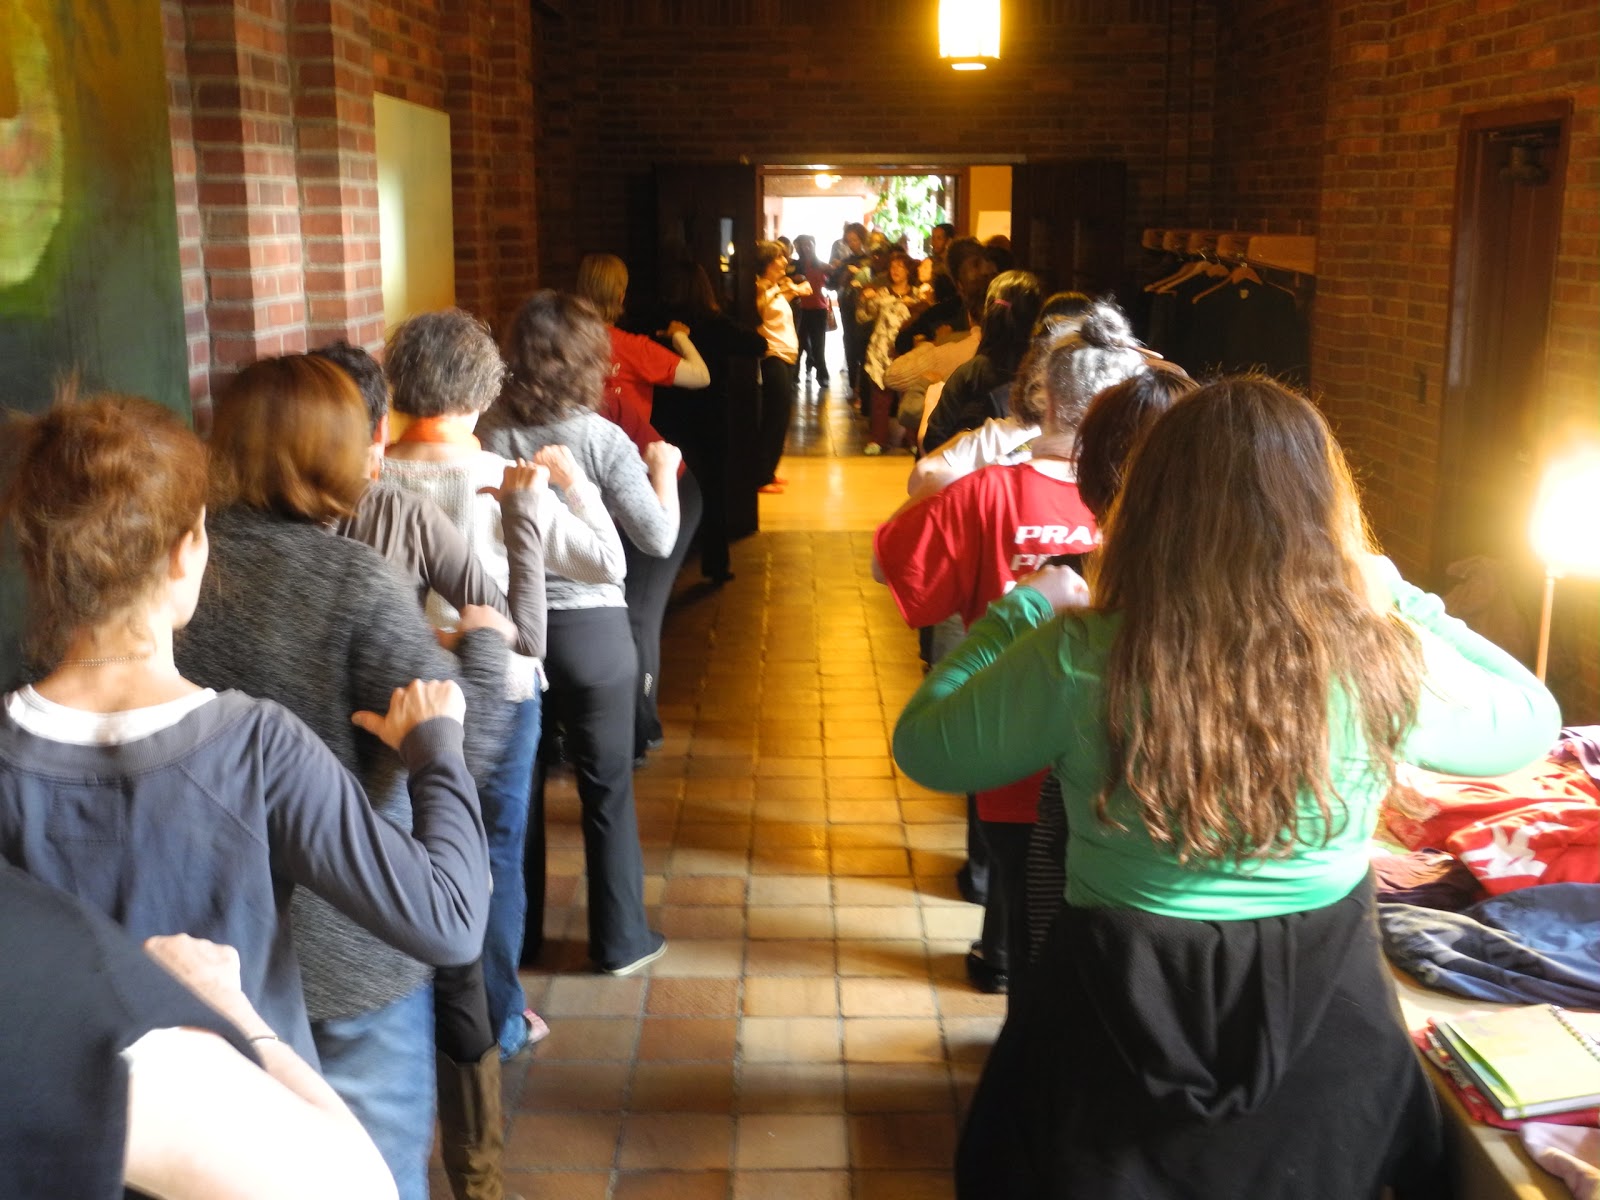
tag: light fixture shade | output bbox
[940,0,1001,67]
[1530,447,1600,578]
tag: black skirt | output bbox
[957,876,1448,1200]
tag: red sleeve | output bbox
[873,484,982,629]
[615,329,684,388]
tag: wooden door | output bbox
[1009,160,1129,299]
[647,165,762,539]
[1435,103,1571,642]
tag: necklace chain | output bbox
[58,653,155,668]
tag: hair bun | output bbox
[1076,305,1135,350]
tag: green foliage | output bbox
[865,175,949,255]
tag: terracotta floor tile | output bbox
[500,1171,611,1200]
[746,874,832,906]
[742,975,838,1017]
[540,975,647,1018]
[646,977,740,1017]
[835,940,929,978]
[744,938,837,976]
[635,1017,738,1062]
[661,875,747,906]
[667,846,750,876]
[942,1017,1003,1067]
[735,1114,849,1170]
[649,939,745,978]
[751,821,829,848]
[612,1171,730,1200]
[747,904,834,939]
[853,1169,957,1200]
[629,1061,737,1112]
[617,1113,733,1170]
[739,1016,842,1063]
[919,906,982,942]
[658,905,747,940]
[831,847,912,876]
[828,823,906,849]
[504,1112,621,1168]
[732,1170,851,1200]
[835,905,923,941]
[750,845,832,876]
[738,1062,846,1114]
[518,1062,630,1112]
[756,757,825,778]
[753,796,829,823]
[842,1018,946,1065]
[898,798,965,824]
[832,877,917,907]
[827,798,902,823]
[840,978,937,1018]
[676,821,754,850]
[844,1064,955,1113]
[849,1113,959,1169]
[537,1017,640,1062]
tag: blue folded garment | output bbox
[1379,882,1600,1008]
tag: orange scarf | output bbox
[390,415,480,450]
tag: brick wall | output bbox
[1213,0,1331,232]
[1309,0,1599,716]
[532,0,1219,288]
[164,0,538,420]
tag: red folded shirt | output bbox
[1385,758,1599,850]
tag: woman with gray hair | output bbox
[873,302,1147,997]
[380,307,627,1199]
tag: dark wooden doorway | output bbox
[1009,160,1129,299]
[641,164,762,541]
[1435,101,1571,647]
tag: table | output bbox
[1391,970,1575,1200]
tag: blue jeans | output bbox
[313,984,435,1200]
[484,694,540,1058]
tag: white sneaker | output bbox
[600,933,668,977]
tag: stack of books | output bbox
[1418,1004,1600,1123]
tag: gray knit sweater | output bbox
[478,408,678,609]
[176,506,509,1020]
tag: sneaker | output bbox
[599,933,668,977]
[863,442,883,456]
[965,942,1009,995]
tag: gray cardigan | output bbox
[176,506,509,1020]
[478,407,678,609]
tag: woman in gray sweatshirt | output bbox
[0,386,493,1200]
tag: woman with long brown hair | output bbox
[893,377,1560,1198]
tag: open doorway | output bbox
[759,167,965,257]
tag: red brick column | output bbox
[291,0,384,352]
[183,0,309,394]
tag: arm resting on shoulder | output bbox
[893,587,1074,794]
[1388,568,1562,777]
[670,331,711,390]
[124,1028,396,1200]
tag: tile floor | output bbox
[458,388,994,1199]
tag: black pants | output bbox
[796,308,829,383]
[976,818,1032,996]
[623,469,703,754]
[432,959,495,1063]
[654,395,730,580]
[522,606,653,970]
[758,356,796,487]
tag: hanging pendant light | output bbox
[939,0,1001,71]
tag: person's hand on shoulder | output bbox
[478,459,549,502]
[352,679,467,748]
[1014,564,1091,613]
[644,440,682,479]
[143,935,271,1039]
[532,444,583,491]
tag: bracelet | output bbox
[248,1033,282,1047]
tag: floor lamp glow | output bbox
[1528,447,1600,682]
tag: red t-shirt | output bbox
[603,327,680,456]
[875,462,1098,822]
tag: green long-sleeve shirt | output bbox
[892,563,1562,920]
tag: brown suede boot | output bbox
[436,1047,519,1200]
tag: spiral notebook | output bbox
[1432,1005,1600,1120]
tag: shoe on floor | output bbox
[965,942,1009,994]
[757,482,784,494]
[773,475,788,485]
[863,442,883,456]
[599,932,668,977]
